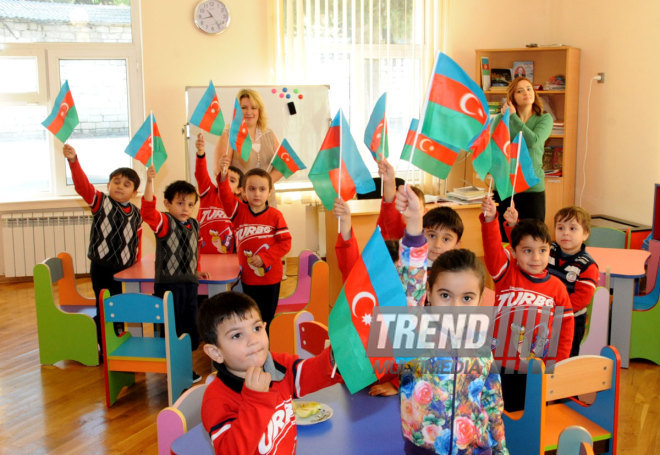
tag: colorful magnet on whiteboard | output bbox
[282,87,288,92]
[298,94,303,99]
[279,93,284,98]
[271,88,277,93]
[286,94,291,99]
[294,88,299,94]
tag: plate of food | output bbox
[293,400,333,425]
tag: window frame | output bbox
[0,1,144,202]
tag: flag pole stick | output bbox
[266,144,278,173]
[149,111,154,169]
[510,132,522,209]
[406,52,439,186]
[338,111,343,234]
[484,175,493,217]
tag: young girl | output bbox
[399,249,508,455]
[216,167,291,332]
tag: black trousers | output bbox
[494,190,546,241]
[499,367,527,412]
[90,261,125,345]
[570,313,587,357]
[154,282,200,351]
[241,282,281,335]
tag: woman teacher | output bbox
[214,89,283,205]
[495,76,552,234]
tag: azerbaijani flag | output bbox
[489,108,514,200]
[329,227,406,393]
[229,98,252,160]
[469,117,492,181]
[421,53,490,152]
[308,110,375,210]
[399,118,460,179]
[510,132,540,194]
[189,80,225,135]
[363,93,389,160]
[124,113,167,172]
[270,138,305,178]
[41,80,79,143]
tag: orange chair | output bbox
[269,259,329,354]
[296,313,329,358]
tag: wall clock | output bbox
[194,0,230,35]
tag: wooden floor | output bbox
[0,267,658,454]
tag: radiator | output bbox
[1,210,93,278]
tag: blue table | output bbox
[170,383,403,454]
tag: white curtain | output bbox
[274,0,446,178]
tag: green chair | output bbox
[100,290,192,406]
[33,252,99,366]
[586,227,627,249]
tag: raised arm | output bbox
[63,144,98,205]
[213,129,234,177]
[195,132,215,197]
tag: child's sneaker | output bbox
[193,371,202,383]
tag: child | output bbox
[481,195,574,411]
[504,205,599,357]
[198,291,342,454]
[216,167,291,331]
[195,133,243,254]
[62,144,142,344]
[399,249,508,455]
[423,206,463,264]
[141,165,209,382]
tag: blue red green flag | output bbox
[421,53,490,153]
[229,98,252,160]
[329,226,406,393]
[489,108,514,200]
[400,118,460,179]
[270,138,305,178]
[41,80,79,143]
[510,132,540,194]
[363,93,389,160]
[469,117,492,181]
[189,80,225,135]
[308,110,375,210]
[124,113,167,172]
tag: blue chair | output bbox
[586,227,626,249]
[100,290,192,406]
[503,346,619,455]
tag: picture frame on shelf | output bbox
[512,61,534,81]
[490,68,512,89]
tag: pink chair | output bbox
[275,250,321,315]
[157,382,208,455]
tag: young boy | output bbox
[141,165,209,381]
[481,195,574,411]
[505,205,599,357]
[216,167,291,331]
[195,133,244,254]
[423,207,463,263]
[62,144,142,344]
[198,291,342,454]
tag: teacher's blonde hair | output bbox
[237,88,268,131]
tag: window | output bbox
[0,0,143,201]
[275,0,443,181]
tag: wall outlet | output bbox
[597,72,605,83]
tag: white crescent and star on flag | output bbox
[351,291,376,326]
[59,102,70,117]
[459,93,486,123]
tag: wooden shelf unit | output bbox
[474,46,580,227]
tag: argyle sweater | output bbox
[481,215,574,366]
[141,197,200,284]
[201,349,342,455]
[68,158,141,269]
[195,153,235,254]
[217,177,291,285]
[548,243,599,315]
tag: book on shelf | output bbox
[512,61,534,82]
[552,122,565,135]
[543,146,563,175]
[490,68,512,88]
[481,56,491,90]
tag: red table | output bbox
[114,253,240,297]
[587,246,650,368]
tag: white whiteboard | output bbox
[185,85,331,186]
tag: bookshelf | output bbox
[474,46,580,227]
